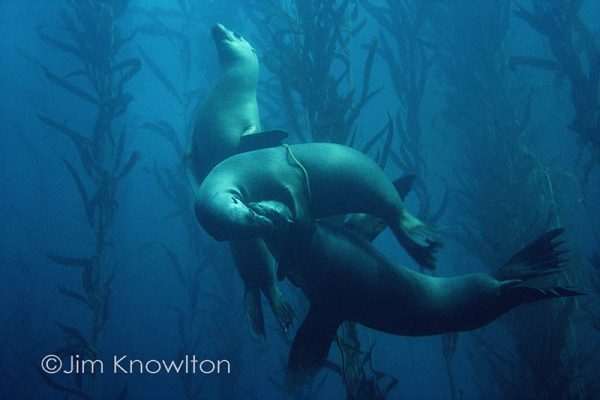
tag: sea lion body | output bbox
[185,24,293,340]
[283,223,506,336]
[186,23,260,188]
[195,143,439,268]
[259,218,579,390]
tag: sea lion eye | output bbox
[233,32,242,39]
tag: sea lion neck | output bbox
[218,64,259,90]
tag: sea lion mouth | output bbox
[211,24,230,42]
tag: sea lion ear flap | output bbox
[239,130,289,152]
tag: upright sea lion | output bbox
[186,23,287,186]
[185,23,293,340]
[249,203,582,391]
[194,143,440,269]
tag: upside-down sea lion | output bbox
[194,143,440,269]
[249,203,581,391]
[185,23,293,340]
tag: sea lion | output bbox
[185,23,293,340]
[186,23,261,187]
[249,204,581,391]
[194,143,440,269]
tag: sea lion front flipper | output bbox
[239,130,289,152]
[284,306,341,393]
[244,285,266,341]
[264,284,296,337]
[230,239,294,341]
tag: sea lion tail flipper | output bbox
[239,130,289,152]
[392,211,440,270]
[244,285,266,342]
[494,228,569,281]
[284,307,340,393]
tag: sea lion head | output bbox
[211,23,258,68]
[194,190,273,241]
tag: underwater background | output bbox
[1,0,599,399]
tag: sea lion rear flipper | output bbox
[493,228,568,281]
[239,130,289,152]
[344,214,387,241]
[284,306,341,393]
[393,210,441,270]
[244,285,266,341]
[345,174,416,241]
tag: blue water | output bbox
[1,1,599,399]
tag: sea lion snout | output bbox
[211,24,228,41]
[248,201,295,226]
[210,23,257,63]
[195,194,276,241]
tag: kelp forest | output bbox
[0,0,599,399]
